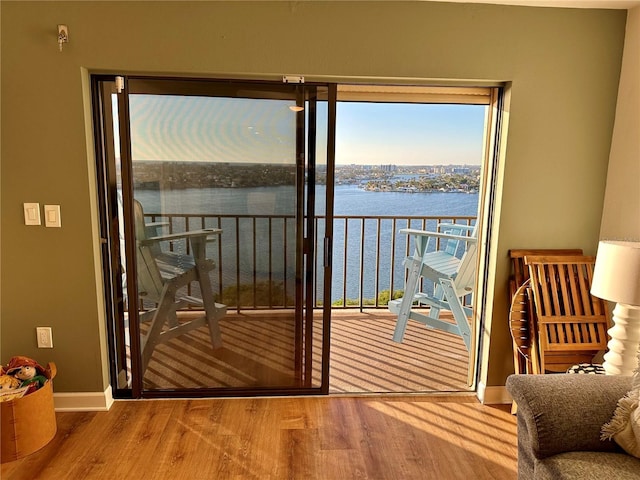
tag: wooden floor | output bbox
[1,395,517,480]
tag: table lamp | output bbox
[591,240,640,376]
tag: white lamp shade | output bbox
[591,240,640,305]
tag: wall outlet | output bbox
[36,327,53,348]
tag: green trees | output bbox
[331,289,403,307]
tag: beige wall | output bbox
[0,1,627,393]
[601,6,640,241]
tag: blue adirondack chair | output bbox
[388,223,478,350]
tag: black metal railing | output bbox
[144,212,476,311]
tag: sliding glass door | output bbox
[93,76,335,397]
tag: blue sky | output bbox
[127,95,487,166]
[336,102,486,166]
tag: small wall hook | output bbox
[57,25,69,52]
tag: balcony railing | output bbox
[143,212,476,311]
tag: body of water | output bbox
[135,184,478,303]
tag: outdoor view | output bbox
[109,81,488,395]
[329,101,485,306]
[128,99,486,307]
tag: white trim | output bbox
[53,385,114,412]
[476,381,512,404]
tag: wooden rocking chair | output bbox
[389,223,477,349]
[134,200,227,371]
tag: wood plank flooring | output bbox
[1,395,517,480]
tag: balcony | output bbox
[138,212,475,394]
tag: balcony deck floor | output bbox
[140,309,470,394]
[327,310,470,394]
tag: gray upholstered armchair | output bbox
[506,374,640,480]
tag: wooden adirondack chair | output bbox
[134,200,227,371]
[389,223,477,350]
[524,254,610,374]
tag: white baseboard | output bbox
[476,382,512,404]
[50,384,511,409]
[54,385,114,412]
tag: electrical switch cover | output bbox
[23,203,41,226]
[44,205,61,228]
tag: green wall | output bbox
[601,6,640,241]
[0,1,626,393]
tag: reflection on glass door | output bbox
[96,78,334,396]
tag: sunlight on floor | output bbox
[366,399,518,474]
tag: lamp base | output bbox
[603,303,640,376]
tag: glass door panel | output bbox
[305,87,334,391]
[119,79,329,394]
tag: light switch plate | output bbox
[24,203,41,225]
[44,205,61,228]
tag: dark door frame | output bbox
[92,75,337,399]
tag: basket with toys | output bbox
[0,356,57,463]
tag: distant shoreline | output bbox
[361,186,478,194]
